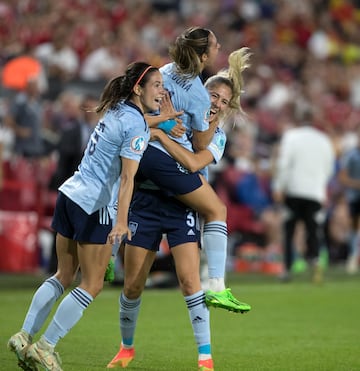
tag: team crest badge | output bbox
[204,108,211,123]
[130,136,146,153]
[217,136,225,150]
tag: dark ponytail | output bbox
[169,27,211,78]
[96,62,157,114]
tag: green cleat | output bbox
[291,258,308,274]
[104,259,115,282]
[205,288,251,313]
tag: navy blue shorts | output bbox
[51,192,112,244]
[126,189,201,251]
[137,145,203,197]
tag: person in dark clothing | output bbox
[47,94,99,273]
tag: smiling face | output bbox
[135,71,165,113]
[207,82,233,123]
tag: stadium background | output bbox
[0,0,359,276]
[1,2,360,370]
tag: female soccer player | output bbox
[140,28,251,312]
[107,48,251,371]
[7,62,165,371]
[107,187,212,370]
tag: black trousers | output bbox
[283,196,322,271]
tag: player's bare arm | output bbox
[151,128,213,172]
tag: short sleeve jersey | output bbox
[150,62,211,153]
[200,125,227,180]
[59,101,149,214]
[340,147,360,202]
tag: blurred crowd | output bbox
[1,0,360,274]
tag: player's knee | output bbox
[203,200,227,222]
[123,283,143,299]
[178,276,200,296]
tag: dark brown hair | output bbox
[169,27,212,78]
[96,62,158,114]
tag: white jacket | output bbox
[273,126,335,203]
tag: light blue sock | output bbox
[203,221,227,280]
[44,287,93,346]
[185,291,211,357]
[120,292,141,347]
[22,276,64,337]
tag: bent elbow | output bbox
[192,142,207,152]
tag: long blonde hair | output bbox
[205,47,251,118]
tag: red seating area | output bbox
[0,158,56,272]
[213,165,283,275]
[215,165,265,237]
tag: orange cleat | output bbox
[198,358,214,371]
[107,346,135,368]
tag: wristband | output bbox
[157,119,177,133]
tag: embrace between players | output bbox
[8,27,251,371]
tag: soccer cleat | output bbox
[291,258,308,274]
[26,336,62,371]
[346,255,359,274]
[7,331,35,371]
[104,259,115,282]
[107,346,135,368]
[205,288,251,313]
[312,264,323,284]
[198,358,214,371]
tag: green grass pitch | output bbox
[1,269,359,371]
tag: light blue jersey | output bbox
[200,126,226,180]
[150,62,211,153]
[340,147,360,202]
[59,101,149,215]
